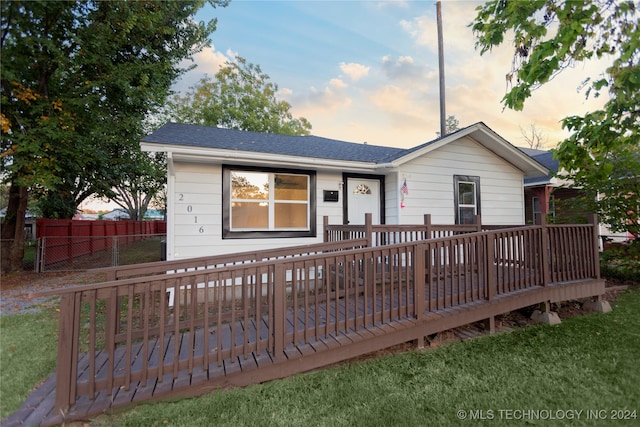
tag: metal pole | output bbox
[436,1,446,137]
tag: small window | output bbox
[353,184,371,194]
[454,175,480,224]
[223,166,316,239]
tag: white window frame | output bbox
[454,175,481,224]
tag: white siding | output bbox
[384,172,400,225]
[169,161,344,259]
[393,137,525,225]
[168,137,527,258]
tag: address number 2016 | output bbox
[178,195,204,233]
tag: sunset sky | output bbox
[173,0,610,150]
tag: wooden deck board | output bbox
[5,276,604,427]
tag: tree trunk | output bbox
[1,183,28,274]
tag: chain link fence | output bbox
[1,239,38,271]
[35,234,166,272]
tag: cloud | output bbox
[339,62,370,82]
[329,78,348,89]
[278,87,293,98]
[369,85,436,130]
[399,16,434,51]
[381,55,429,84]
[370,85,411,112]
[374,0,410,9]
[400,1,486,55]
[286,81,352,116]
[172,45,230,92]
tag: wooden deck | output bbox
[2,218,606,427]
[4,277,604,427]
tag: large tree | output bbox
[109,150,167,221]
[1,0,229,273]
[471,0,639,235]
[165,56,312,135]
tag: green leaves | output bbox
[164,56,313,136]
[1,0,228,219]
[472,0,640,236]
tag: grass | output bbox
[0,309,59,418]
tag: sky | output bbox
[169,0,611,151]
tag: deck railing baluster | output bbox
[88,290,97,399]
[141,284,150,388]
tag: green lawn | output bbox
[0,310,58,417]
[2,288,639,426]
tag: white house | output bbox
[141,122,548,260]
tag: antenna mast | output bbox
[436,1,446,136]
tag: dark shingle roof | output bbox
[518,148,558,185]
[142,122,406,163]
[143,122,549,179]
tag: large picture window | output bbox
[454,175,481,224]
[223,166,316,238]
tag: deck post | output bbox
[54,293,79,414]
[484,316,495,334]
[424,214,432,239]
[414,243,426,320]
[485,232,495,301]
[537,215,550,286]
[323,216,329,243]
[589,214,601,279]
[273,263,286,357]
[474,215,482,232]
[584,214,611,312]
[365,213,373,247]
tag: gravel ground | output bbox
[0,271,105,316]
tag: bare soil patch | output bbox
[0,271,105,315]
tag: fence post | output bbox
[35,238,42,272]
[589,214,601,279]
[54,293,80,413]
[537,214,550,286]
[68,221,74,265]
[365,213,373,247]
[112,236,119,267]
[424,214,432,239]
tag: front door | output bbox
[346,177,382,225]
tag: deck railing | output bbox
[94,238,369,281]
[324,213,528,247]
[44,216,600,414]
[323,214,486,246]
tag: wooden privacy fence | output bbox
[44,216,600,415]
